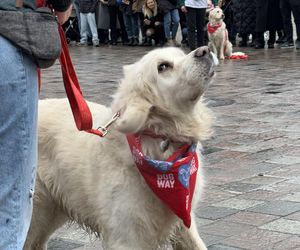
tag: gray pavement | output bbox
[40,44,300,250]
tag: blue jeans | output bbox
[123,13,139,39]
[163,9,180,39]
[80,12,99,43]
[0,36,38,249]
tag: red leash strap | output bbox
[58,26,104,137]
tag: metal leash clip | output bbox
[97,112,120,136]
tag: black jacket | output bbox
[79,0,98,13]
[232,0,256,35]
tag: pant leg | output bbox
[123,13,133,39]
[290,0,300,41]
[131,13,140,39]
[268,30,276,44]
[80,13,89,42]
[117,9,128,42]
[164,11,172,39]
[108,6,118,42]
[186,7,197,50]
[74,0,81,32]
[195,8,207,47]
[86,12,99,42]
[170,9,180,39]
[280,0,294,42]
[0,36,38,250]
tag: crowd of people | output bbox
[69,0,300,50]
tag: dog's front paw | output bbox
[219,56,225,60]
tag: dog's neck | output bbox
[208,21,222,33]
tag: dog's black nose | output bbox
[195,46,210,58]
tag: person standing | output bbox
[280,0,300,49]
[255,0,283,49]
[77,0,100,46]
[158,0,180,46]
[180,0,207,51]
[0,1,72,249]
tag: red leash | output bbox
[58,26,104,137]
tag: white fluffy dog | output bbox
[207,7,232,60]
[25,47,217,250]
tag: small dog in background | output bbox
[207,7,232,60]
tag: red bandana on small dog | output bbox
[207,23,222,34]
[126,134,199,228]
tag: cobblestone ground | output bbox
[40,44,300,250]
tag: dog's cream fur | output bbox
[25,47,216,250]
[208,7,232,60]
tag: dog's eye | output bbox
[158,63,172,73]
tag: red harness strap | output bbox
[58,26,104,137]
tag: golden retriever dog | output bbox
[25,46,217,250]
[207,7,232,60]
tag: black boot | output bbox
[132,38,139,46]
[126,38,134,46]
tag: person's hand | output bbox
[55,4,73,25]
[122,0,130,5]
[100,0,108,4]
[144,19,151,25]
[181,6,187,13]
[154,21,161,26]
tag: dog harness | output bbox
[126,134,199,228]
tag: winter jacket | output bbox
[0,0,72,11]
[232,0,256,35]
[157,0,178,13]
[79,0,98,13]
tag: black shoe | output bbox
[127,38,134,46]
[110,40,117,46]
[238,40,247,47]
[132,38,139,46]
[268,44,274,49]
[280,41,294,48]
[145,37,152,46]
[255,43,264,49]
[141,37,147,46]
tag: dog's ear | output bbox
[114,98,153,134]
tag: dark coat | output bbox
[79,0,98,13]
[232,0,256,35]
[255,0,283,32]
[157,0,177,13]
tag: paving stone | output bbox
[222,211,279,226]
[199,234,226,247]
[222,228,291,250]
[270,235,300,250]
[208,244,244,250]
[247,200,300,216]
[285,211,300,221]
[236,190,286,201]
[195,217,215,227]
[240,175,285,185]
[260,218,300,234]
[221,182,261,194]
[212,198,264,210]
[199,221,255,237]
[280,192,300,202]
[196,206,239,220]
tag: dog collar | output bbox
[126,134,199,228]
[208,23,222,33]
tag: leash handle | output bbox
[58,25,104,137]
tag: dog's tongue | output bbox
[126,134,199,228]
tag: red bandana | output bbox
[207,23,222,34]
[126,134,199,228]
